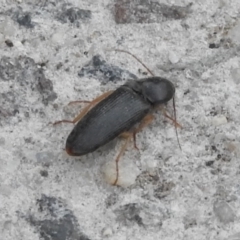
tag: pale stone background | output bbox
[1,0,240,240]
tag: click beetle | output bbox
[54,50,180,185]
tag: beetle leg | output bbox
[133,114,155,148]
[157,106,182,128]
[119,114,155,151]
[163,111,182,128]
[68,100,91,105]
[134,114,155,133]
[158,105,182,150]
[53,91,113,125]
[119,131,139,151]
[113,115,155,185]
[113,136,132,186]
[119,132,132,138]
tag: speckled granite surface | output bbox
[1,1,240,239]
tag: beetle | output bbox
[54,50,180,185]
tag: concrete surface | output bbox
[1,0,240,240]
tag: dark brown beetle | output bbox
[65,77,175,154]
[54,51,180,185]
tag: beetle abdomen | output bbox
[66,86,151,156]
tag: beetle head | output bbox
[127,77,175,105]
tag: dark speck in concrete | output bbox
[5,39,14,47]
[209,43,219,49]
[26,194,91,240]
[16,12,34,28]
[40,170,48,177]
[78,55,137,84]
[115,203,143,226]
[57,6,91,25]
[0,56,17,81]
[0,55,57,123]
[34,69,57,105]
[0,55,57,105]
[10,7,34,28]
[206,160,214,167]
[114,202,168,228]
[114,0,192,24]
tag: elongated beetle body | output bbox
[54,50,181,185]
[65,77,175,156]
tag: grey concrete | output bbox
[1,0,240,240]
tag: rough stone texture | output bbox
[114,202,169,227]
[0,55,57,124]
[114,0,192,24]
[1,0,240,240]
[78,55,137,84]
[56,5,91,25]
[213,201,235,224]
[25,195,91,240]
[11,7,35,28]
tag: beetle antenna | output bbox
[173,95,182,150]
[108,49,155,77]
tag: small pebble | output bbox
[225,142,240,157]
[231,68,240,84]
[227,232,240,240]
[213,201,235,224]
[141,158,158,174]
[0,33,4,44]
[168,51,180,64]
[201,71,211,80]
[35,151,54,164]
[229,20,240,44]
[102,227,113,237]
[211,115,228,126]
[89,31,102,40]
[14,40,24,49]
[0,137,5,145]
[51,32,65,45]
[103,158,140,187]
[0,185,12,197]
[0,18,15,37]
